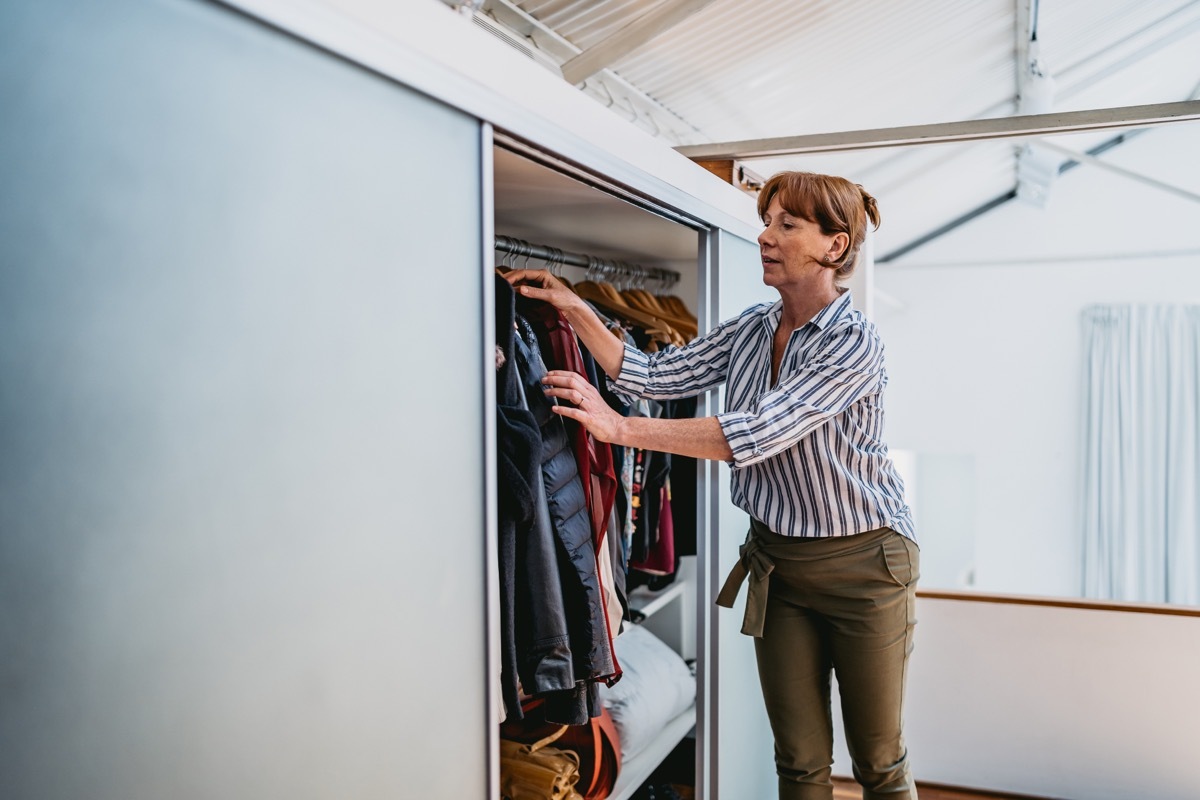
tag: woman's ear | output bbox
[828,232,850,262]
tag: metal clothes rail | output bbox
[494,235,681,291]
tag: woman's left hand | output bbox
[542,370,624,444]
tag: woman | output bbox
[506,171,919,800]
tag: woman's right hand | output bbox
[505,268,627,379]
[504,269,579,313]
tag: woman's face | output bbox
[758,196,840,289]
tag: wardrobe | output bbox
[0,1,776,798]
[493,143,705,799]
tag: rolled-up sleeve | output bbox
[608,309,755,403]
[609,343,653,403]
[718,324,883,468]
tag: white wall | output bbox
[903,598,1200,800]
[825,126,1200,796]
[875,123,1200,597]
[831,596,1200,800]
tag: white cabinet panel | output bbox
[0,2,486,798]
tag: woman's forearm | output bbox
[559,297,628,380]
[615,415,734,462]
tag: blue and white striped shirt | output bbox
[610,290,915,540]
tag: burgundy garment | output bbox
[519,302,618,553]
[630,483,675,576]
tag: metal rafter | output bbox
[559,0,721,85]
[1037,140,1200,205]
[840,4,1200,187]
[674,100,1200,160]
[477,0,705,144]
[1015,0,1035,96]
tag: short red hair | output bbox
[757,171,881,281]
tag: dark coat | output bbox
[495,277,573,719]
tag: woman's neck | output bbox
[776,280,842,331]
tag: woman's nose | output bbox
[758,227,774,247]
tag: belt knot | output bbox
[715,528,774,637]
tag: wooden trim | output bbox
[914,778,1058,800]
[692,158,734,183]
[689,158,764,195]
[834,776,1059,799]
[916,589,1200,618]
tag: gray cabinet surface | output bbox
[0,2,487,798]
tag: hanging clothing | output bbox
[631,480,675,577]
[494,277,573,719]
[663,397,699,558]
[518,298,619,548]
[514,315,619,723]
[518,300,625,676]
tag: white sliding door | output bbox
[0,1,488,798]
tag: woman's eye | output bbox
[782,223,794,230]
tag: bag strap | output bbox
[595,707,620,757]
[590,709,622,799]
[575,708,623,800]
[527,724,569,753]
[577,718,603,796]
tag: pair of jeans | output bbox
[719,520,920,800]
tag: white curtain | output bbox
[1081,305,1200,604]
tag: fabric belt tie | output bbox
[715,530,774,638]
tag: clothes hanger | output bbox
[495,240,518,274]
[546,247,573,291]
[619,268,663,313]
[654,271,697,326]
[615,268,696,340]
[577,259,682,346]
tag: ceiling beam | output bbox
[481,0,703,143]
[674,100,1200,160]
[560,0,719,85]
[1037,140,1200,205]
[1015,0,1035,94]
[850,6,1200,187]
[876,132,1138,264]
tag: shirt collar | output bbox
[812,289,854,330]
[763,289,854,333]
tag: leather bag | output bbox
[500,725,584,800]
[501,699,622,800]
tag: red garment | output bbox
[523,305,619,551]
[630,482,676,576]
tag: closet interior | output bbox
[493,142,707,800]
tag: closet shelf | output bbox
[606,702,697,800]
[627,581,688,622]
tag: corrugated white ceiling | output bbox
[515,0,1016,138]
[497,0,1200,259]
[620,0,1013,140]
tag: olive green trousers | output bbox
[717,520,920,800]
